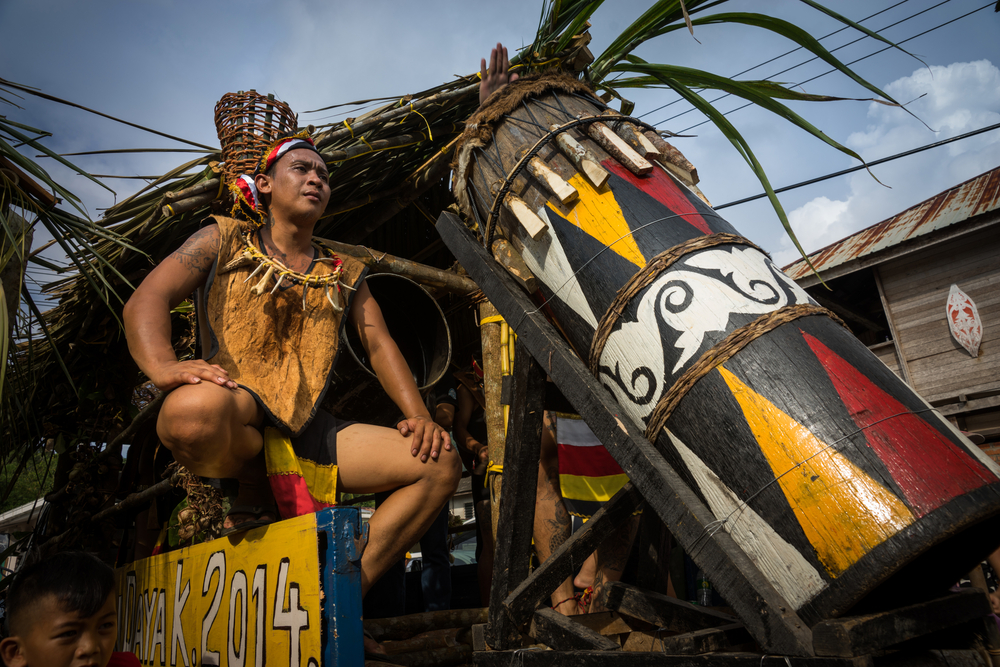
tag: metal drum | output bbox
[324,273,451,426]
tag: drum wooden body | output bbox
[459,84,1000,622]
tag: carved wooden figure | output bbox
[451,75,1000,629]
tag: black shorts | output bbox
[283,407,356,468]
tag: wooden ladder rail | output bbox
[436,210,814,656]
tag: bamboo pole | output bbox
[161,191,215,218]
[90,472,181,522]
[314,83,478,149]
[479,302,506,542]
[320,124,461,164]
[316,239,477,295]
[387,644,472,667]
[364,608,488,642]
[382,628,463,655]
[339,135,460,244]
[163,177,221,202]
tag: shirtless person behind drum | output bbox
[122,132,461,604]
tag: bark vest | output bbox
[204,215,367,435]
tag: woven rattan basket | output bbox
[214,90,298,183]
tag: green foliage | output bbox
[0,449,55,514]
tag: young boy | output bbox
[0,551,138,667]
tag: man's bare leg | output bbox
[587,514,640,613]
[475,497,494,606]
[574,553,598,591]
[157,382,264,478]
[157,382,274,528]
[534,411,577,615]
[337,423,462,596]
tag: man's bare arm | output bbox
[455,386,488,474]
[124,224,237,391]
[349,281,452,461]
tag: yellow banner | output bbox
[115,513,322,667]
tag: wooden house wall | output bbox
[877,223,999,409]
[868,340,902,377]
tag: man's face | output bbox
[0,592,118,667]
[255,148,331,225]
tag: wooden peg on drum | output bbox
[599,111,660,160]
[550,125,610,189]
[583,118,653,176]
[503,193,549,239]
[643,130,699,186]
[526,157,578,205]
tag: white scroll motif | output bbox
[599,247,814,424]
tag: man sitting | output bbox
[123,130,461,618]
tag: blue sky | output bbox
[2,0,998,280]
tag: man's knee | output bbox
[157,384,230,458]
[433,449,462,494]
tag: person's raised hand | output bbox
[480,42,519,107]
[149,360,238,392]
[398,414,453,463]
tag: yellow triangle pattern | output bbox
[718,366,914,577]
[547,173,646,269]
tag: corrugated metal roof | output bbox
[783,166,1000,280]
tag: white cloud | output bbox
[773,60,1000,266]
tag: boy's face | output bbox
[1,591,117,667]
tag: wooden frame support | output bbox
[486,339,547,648]
[504,483,643,631]
[530,608,621,651]
[812,589,991,658]
[473,652,873,666]
[635,505,673,594]
[436,211,813,656]
[601,582,738,633]
[622,623,754,654]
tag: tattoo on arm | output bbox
[169,225,219,275]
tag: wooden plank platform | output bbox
[602,581,738,632]
[623,623,754,654]
[474,651,875,666]
[529,608,621,651]
[812,589,992,657]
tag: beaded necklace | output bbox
[221,227,351,312]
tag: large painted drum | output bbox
[453,75,1000,624]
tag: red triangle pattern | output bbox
[803,331,993,517]
[601,159,712,235]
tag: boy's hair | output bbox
[4,551,115,636]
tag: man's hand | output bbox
[398,415,453,463]
[480,42,519,107]
[472,444,489,476]
[149,360,238,392]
